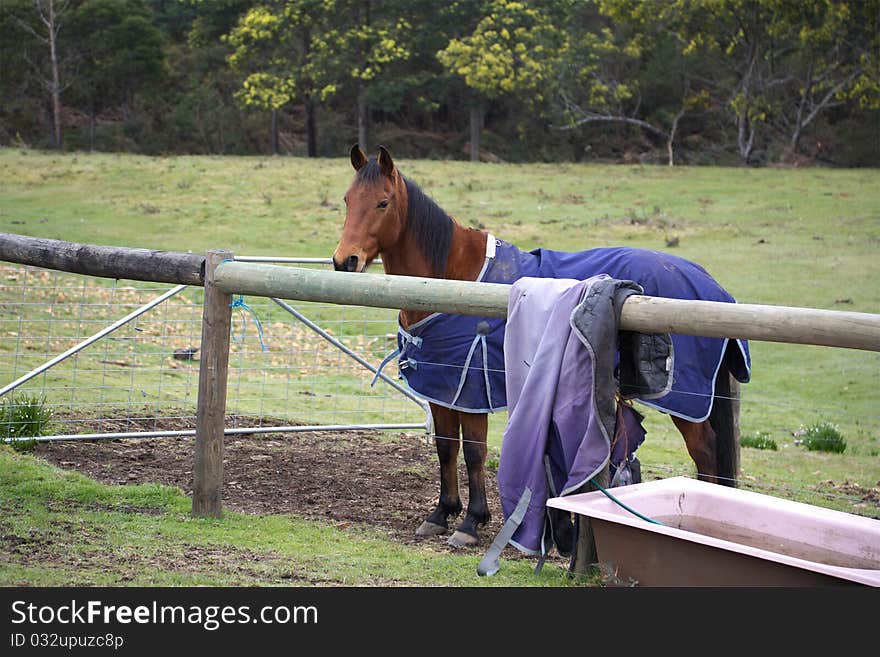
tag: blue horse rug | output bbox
[388,235,751,422]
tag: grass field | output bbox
[1,148,878,586]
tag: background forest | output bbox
[1,0,878,166]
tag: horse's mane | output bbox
[357,157,453,277]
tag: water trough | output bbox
[547,476,880,587]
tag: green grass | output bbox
[741,431,779,451]
[800,421,848,453]
[0,394,53,442]
[1,148,879,585]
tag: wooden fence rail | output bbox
[0,232,205,286]
[214,262,880,352]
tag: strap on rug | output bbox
[476,487,532,577]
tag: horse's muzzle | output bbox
[333,255,360,272]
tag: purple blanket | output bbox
[499,276,656,554]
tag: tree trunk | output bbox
[271,108,279,155]
[667,107,685,167]
[122,88,132,124]
[737,115,755,164]
[357,89,368,151]
[13,0,69,148]
[789,122,803,155]
[790,59,813,155]
[305,96,317,157]
[469,104,483,162]
[47,0,62,150]
[88,106,96,152]
[357,1,371,149]
[735,44,759,164]
[298,25,317,157]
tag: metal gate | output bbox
[0,257,430,443]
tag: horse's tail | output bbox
[709,349,741,487]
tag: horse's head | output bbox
[333,144,407,272]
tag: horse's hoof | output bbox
[415,521,448,537]
[447,530,480,548]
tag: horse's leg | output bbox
[448,411,490,547]
[416,403,463,537]
[673,359,741,487]
[709,363,740,487]
[671,416,719,484]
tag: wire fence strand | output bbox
[1,261,877,519]
[0,263,426,439]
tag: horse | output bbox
[333,144,749,549]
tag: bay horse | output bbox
[333,145,748,548]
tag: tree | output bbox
[226,1,329,156]
[0,4,44,144]
[669,0,788,163]
[309,0,410,149]
[226,0,408,156]
[4,0,73,149]
[771,0,880,156]
[69,0,165,149]
[554,1,716,165]
[0,0,876,162]
[599,0,880,164]
[363,0,481,137]
[144,0,198,40]
[437,0,563,161]
[160,0,258,154]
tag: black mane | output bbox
[357,158,453,277]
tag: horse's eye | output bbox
[377,200,388,209]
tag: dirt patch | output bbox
[34,428,542,560]
[816,479,880,508]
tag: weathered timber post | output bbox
[571,466,610,577]
[193,249,233,517]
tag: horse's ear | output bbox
[377,145,395,178]
[350,144,368,171]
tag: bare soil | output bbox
[34,425,517,552]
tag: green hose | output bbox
[589,478,664,526]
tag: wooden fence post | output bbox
[193,249,233,517]
[571,465,609,578]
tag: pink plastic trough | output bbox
[547,476,880,587]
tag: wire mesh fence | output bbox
[0,262,428,441]
[1,259,878,517]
